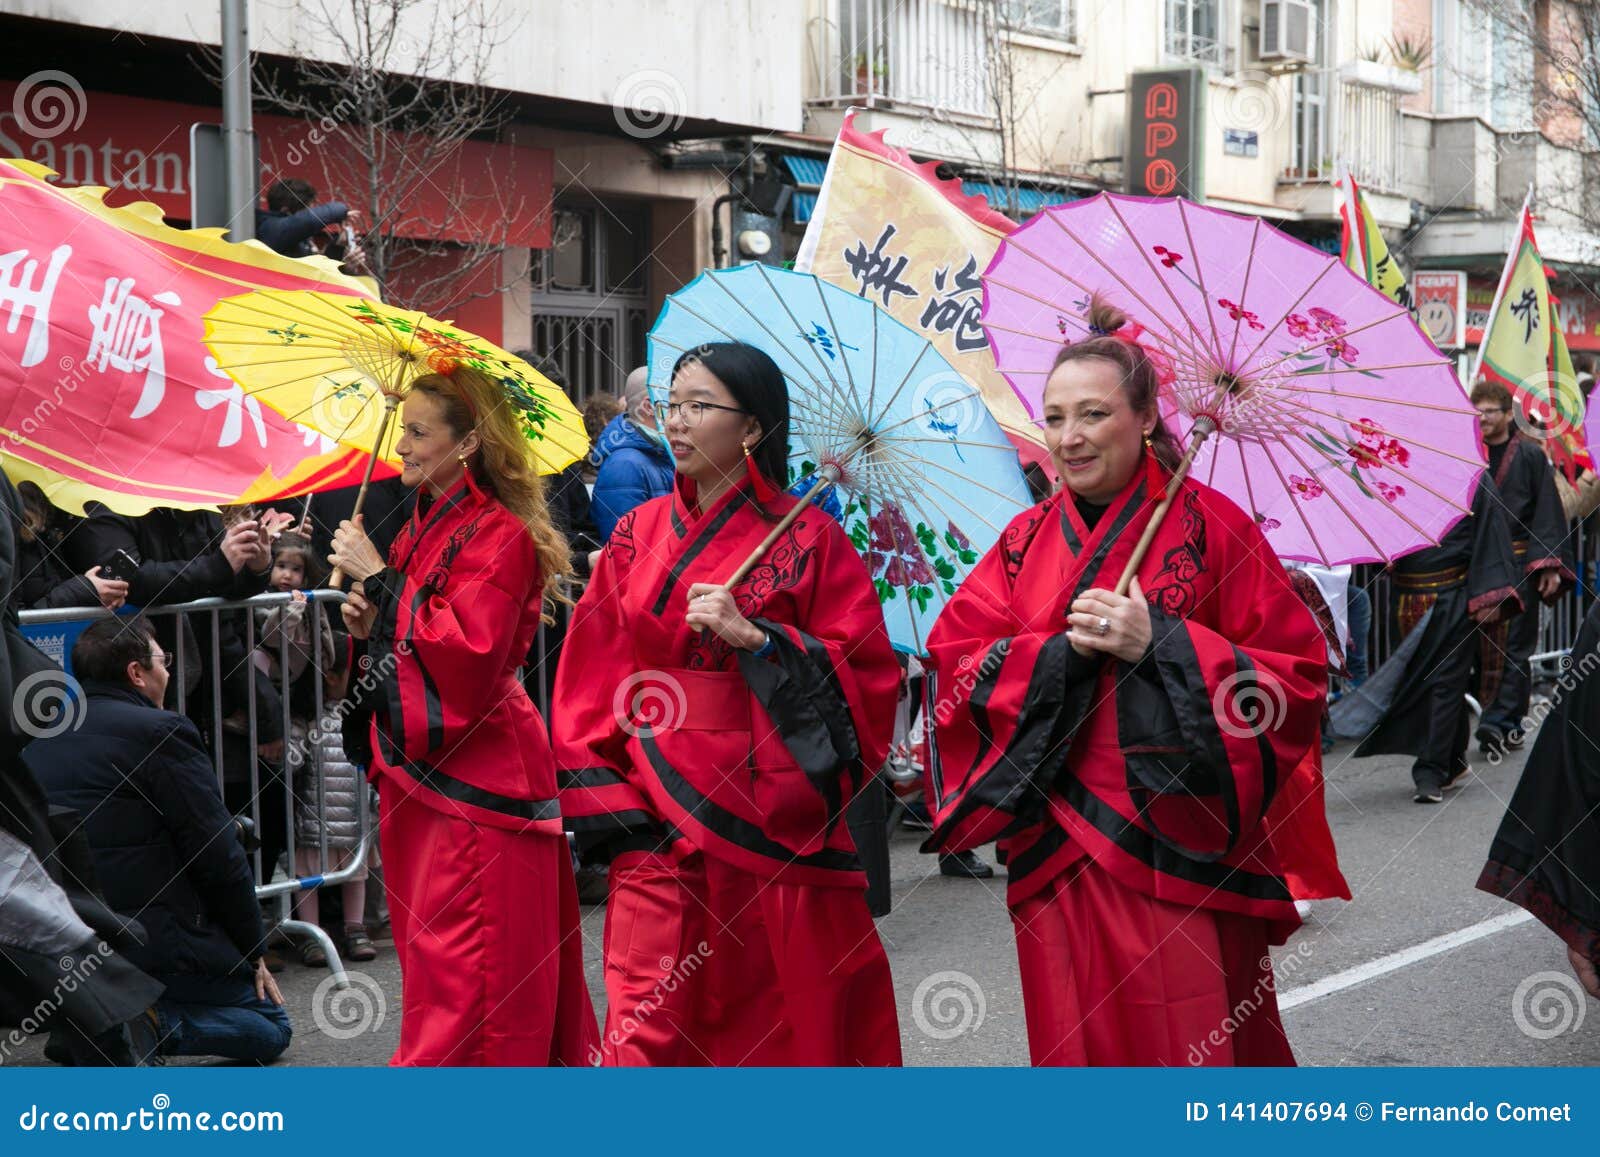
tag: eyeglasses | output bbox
[148,651,174,670]
[652,399,750,427]
[1475,407,1511,418]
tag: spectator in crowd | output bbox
[590,366,674,542]
[0,469,164,1067]
[24,615,291,1064]
[8,481,126,612]
[514,351,604,568]
[66,503,294,893]
[255,177,354,260]
[254,534,376,968]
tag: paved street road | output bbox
[8,738,1597,1068]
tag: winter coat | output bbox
[23,683,267,978]
[67,504,281,747]
[290,718,366,850]
[589,414,674,541]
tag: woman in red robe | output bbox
[330,366,597,1066]
[554,341,902,1066]
[923,297,1341,1067]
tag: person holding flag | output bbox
[1467,194,1582,754]
[1468,379,1573,755]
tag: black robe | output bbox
[1477,435,1577,735]
[1478,597,1600,963]
[1330,474,1521,786]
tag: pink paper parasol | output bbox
[981,193,1484,569]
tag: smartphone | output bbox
[98,549,140,584]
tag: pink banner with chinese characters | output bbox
[0,158,397,515]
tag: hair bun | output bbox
[1085,293,1127,336]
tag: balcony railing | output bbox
[807,0,992,121]
[1283,67,1407,194]
[1164,28,1227,67]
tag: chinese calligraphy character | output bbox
[918,256,987,352]
[87,277,181,419]
[0,244,71,368]
[1509,287,1540,343]
[296,424,337,454]
[843,225,917,307]
[797,322,860,362]
[195,356,268,448]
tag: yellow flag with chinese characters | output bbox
[796,112,1047,465]
[1338,174,1412,310]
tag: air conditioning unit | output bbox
[1260,0,1316,63]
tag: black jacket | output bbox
[23,683,267,978]
[12,510,97,610]
[66,505,281,746]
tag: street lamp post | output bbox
[221,0,255,242]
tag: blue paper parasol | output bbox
[647,265,1033,654]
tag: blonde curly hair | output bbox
[408,367,572,620]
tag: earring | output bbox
[743,443,752,458]
[458,454,469,467]
[1143,432,1153,449]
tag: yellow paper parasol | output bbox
[203,290,588,483]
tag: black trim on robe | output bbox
[1114,607,1271,863]
[651,490,750,614]
[1003,824,1073,886]
[1478,599,1600,963]
[737,619,862,833]
[374,727,562,823]
[1054,772,1292,903]
[921,635,1103,852]
[640,731,862,873]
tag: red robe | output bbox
[364,474,597,1066]
[555,473,902,1066]
[923,455,1340,1066]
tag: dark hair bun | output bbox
[1086,293,1127,336]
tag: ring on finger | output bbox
[1095,616,1110,636]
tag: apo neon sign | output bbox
[1125,68,1205,201]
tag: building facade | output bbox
[4,0,1596,400]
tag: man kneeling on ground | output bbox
[24,615,290,1064]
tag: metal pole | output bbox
[221,0,256,242]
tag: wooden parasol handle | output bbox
[1111,418,1216,597]
[329,393,400,591]
[721,465,841,590]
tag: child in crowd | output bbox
[256,533,377,967]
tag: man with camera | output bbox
[23,615,291,1064]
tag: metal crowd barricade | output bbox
[1356,518,1596,689]
[20,590,372,989]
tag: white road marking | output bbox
[1278,910,1535,1011]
